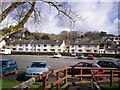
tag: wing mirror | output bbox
[27,66,29,68]
[48,66,50,68]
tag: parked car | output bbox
[70,52,76,57]
[87,54,94,60]
[78,53,84,59]
[0,59,18,78]
[97,60,120,69]
[68,62,103,75]
[25,61,50,78]
[53,53,62,58]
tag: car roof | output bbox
[0,59,16,62]
[77,62,94,64]
[98,60,119,62]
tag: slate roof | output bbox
[70,40,99,45]
[6,40,63,45]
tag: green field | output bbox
[0,79,21,90]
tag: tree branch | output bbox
[0,2,25,22]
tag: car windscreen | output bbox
[31,62,46,68]
[2,61,8,66]
[92,63,101,67]
[115,61,120,68]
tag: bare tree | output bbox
[0,1,81,41]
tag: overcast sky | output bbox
[0,0,119,35]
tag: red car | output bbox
[87,54,94,60]
[68,62,103,75]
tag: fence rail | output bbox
[13,67,120,90]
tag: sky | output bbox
[0,0,119,35]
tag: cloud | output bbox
[55,1,118,35]
[0,15,18,29]
[0,1,119,35]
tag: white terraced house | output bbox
[100,36,120,54]
[5,40,65,53]
[69,40,99,54]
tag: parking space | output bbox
[1,55,119,81]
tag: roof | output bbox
[6,40,63,45]
[70,40,99,45]
[0,59,16,62]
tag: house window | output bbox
[94,50,97,52]
[13,44,15,46]
[71,49,74,52]
[26,44,28,47]
[38,45,40,47]
[26,48,28,51]
[72,45,74,47]
[78,45,82,47]
[7,44,9,46]
[12,48,16,50]
[50,49,55,51]
[78,50,82,52]
[115,38,118,40]
[44,44,47,47]
[19,48,23,51]
[43,49,47,51]
[86,50,91,52]
[58,45,61,47]
[51,45,54,47]
[19,44,22,47]
[37,49,41,51]
[58,49,61,52]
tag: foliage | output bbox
[41,34,50,40]
[59,30,81,41]
[101,84,119,90]
[84,31,101,40]
[1,79,21,89]
[0,1,80,41]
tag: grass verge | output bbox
[0,79,21,90]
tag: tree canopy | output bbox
[0,1,81,41]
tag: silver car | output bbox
[25,61,50,78]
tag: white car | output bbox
[25,61,50,78]
[53,53,62,58]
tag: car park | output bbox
[68,62,103,75]
[25,61,50,78]
[97,60,120,69]
[87,54,94,60]
[53,53,62,58]
[0,59,18,78]
[78,53,84,59]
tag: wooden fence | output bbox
[13,67,120,90]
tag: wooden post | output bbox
[109,70,113,87]
[43,77,47,90]
[118,72,120,89]
[79,69,82,82]
[56,72,59,90]
[64,69,67,84]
